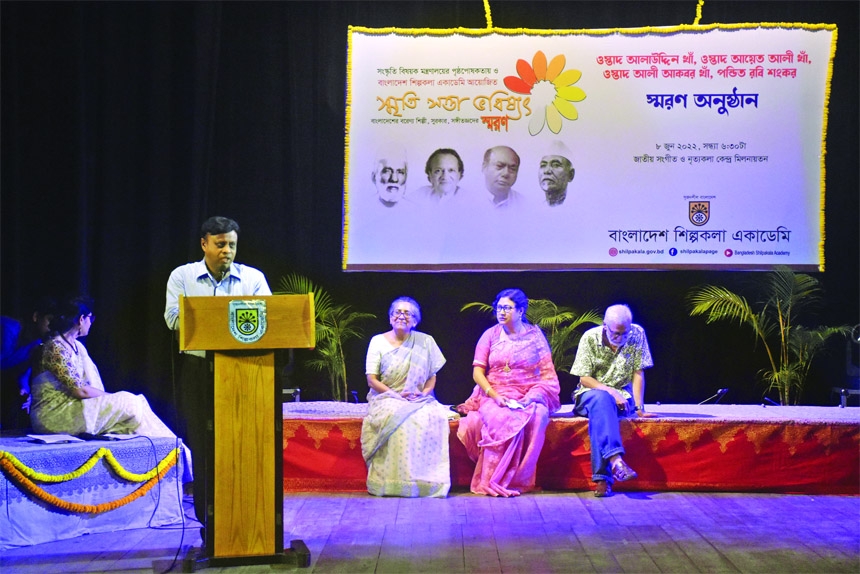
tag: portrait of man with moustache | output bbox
[481,145,524,209]
[538,141,575,207]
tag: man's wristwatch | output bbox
[634,405,644,412]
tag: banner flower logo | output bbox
[504,51,586,136]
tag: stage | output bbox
[1,404,855,552]
[0,434,187,551]
[282,402,860,495]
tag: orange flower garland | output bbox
[0,448,180,514]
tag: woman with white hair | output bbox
[360,296,450,497]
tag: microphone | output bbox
[762,396,779,406]
[699,387,730,405]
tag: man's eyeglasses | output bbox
[391,309,413,318]
[604,324,629,341]
[496,305,516,313]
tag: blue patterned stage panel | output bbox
[0,435,186,550]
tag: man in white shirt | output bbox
[165,217,271,330]
[164,215,271,551]
[482,145,524,208]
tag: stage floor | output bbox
[282,402,860,495]
[2,491,859,573]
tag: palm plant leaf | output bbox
[323,305,374,339]
[525,299,560,324]
[689,268,847,405]
[760,363,805,403]
[461,297,600,375]
[460,301,494,314]
[549,323,587,371]
[277,272,336,324]
[687,285,754,326]
[766,266,821,317]
[789,325,850,361]
[566,309,603,330]
[306,353,335,373]
[276,273,375,401]
[752,304,779,343]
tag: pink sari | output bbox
[457,323,560,497]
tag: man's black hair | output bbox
[200,216,240,238]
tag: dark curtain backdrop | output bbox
[2,1,858,427]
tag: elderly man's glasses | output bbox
[391,309,413,318]
[496,305,516,313]
[604,324,629,341]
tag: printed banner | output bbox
[343,24,836,271]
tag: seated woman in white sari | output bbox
[360,296,451,497]
[29,297,192,482]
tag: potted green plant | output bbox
[276,273,375,402]
[687,266,849,405]
[461,297,601,373]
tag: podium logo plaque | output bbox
[228,300,267,344]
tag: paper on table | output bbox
[77,432,140,441]
[27,434,84,444]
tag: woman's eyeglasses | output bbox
[496,305,516,313]
[391,309,413,318]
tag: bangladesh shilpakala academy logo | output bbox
[228,300,267,344]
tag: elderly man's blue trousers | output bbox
[574,389,632,484]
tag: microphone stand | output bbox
[698,388,729,405]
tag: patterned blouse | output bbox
[39,337,91,391]
[570,324,653,400]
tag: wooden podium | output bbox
[178,294,315,569]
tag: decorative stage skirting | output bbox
[0,435,187,550]
[282,403,860,495]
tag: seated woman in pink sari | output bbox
[457,288,560,497]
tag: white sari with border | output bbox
[30,337,193,482]
[361,331,450,497]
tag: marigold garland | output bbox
[693,0,705,26]
[343,23,354,270]
[348,22,836,39]
[0,448,180,514]
[818,26,837,272]
[0,446,178,483]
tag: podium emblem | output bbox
[228,300,267,344]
